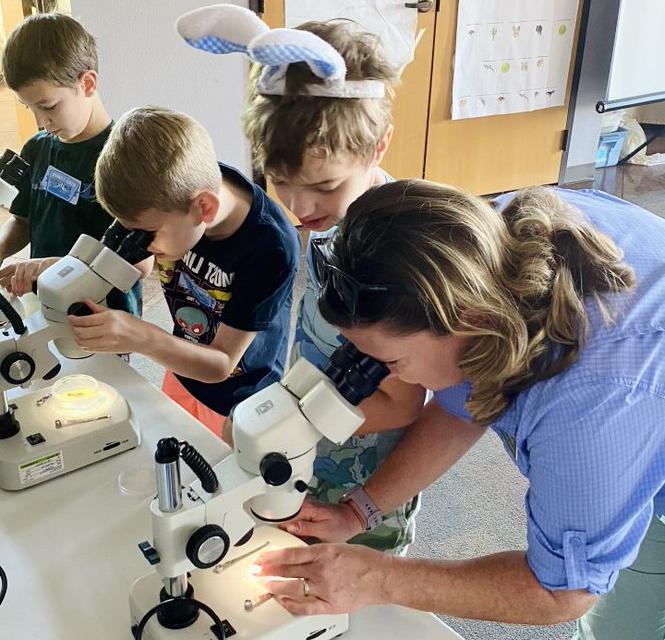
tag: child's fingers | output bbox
[15,268,33,295]
[67,312,109,327]
[70,325,110,342]
[0,264,17,289]
[11,272,28,296]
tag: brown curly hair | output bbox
[242,20,399,176]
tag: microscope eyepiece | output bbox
[0,149,29,188]
[117,229,154,265]
[323,341,361,385]
[325,342,389,406]
[101,220,154,265]
[100,219,128,251]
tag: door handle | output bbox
[405,1,434,12]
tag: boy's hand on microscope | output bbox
[68,299,147,354]
[280,496,364,542]
[0,257,57,296]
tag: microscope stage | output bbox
[130,526,348,640]
[0,381,139,490]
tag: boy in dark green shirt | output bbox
[0,13,151,312]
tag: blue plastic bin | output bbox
[595,128,627,168]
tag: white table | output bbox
[0,354,462,639]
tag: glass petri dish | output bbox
[52,374,100,413]
[117,465,156,499]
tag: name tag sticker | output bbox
[43,165,81,205]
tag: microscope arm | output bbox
[151,457,270,579]
[0,304,74,392]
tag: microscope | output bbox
[0,149,152,490]
[130,342,388,640]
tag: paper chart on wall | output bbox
[284,0,418,70]
[452,0,580,120]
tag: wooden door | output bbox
[425,0,583,195]
[261,1,435,180]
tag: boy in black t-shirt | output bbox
[69,106,299,436]
[0,13,150,313]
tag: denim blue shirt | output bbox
[434,189,665,595]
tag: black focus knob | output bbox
[186,524,230,569]
[295,480,309,493]
[1,351,35,385]
[260,452,292,487]
[67,302,94,317]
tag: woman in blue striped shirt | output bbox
[257,181,665,640]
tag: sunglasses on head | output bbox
[310,236,414,316]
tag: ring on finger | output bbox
[301,577,311,597]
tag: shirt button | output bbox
[570,536,583,547]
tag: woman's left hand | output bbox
[254,543,394,616]
[280,496,365,543]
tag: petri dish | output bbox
[117,465,156,499]
[53,374,100,413]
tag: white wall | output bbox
[608,0,665,102]
[70,0,251,173]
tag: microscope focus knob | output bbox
[186,524,230,569]
[67,302,94,317]
[260,452,292,486]
[1,351,35,385]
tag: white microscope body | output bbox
[0,149,152,490]
[130,344,388,640]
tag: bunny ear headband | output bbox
[176,4,385,99]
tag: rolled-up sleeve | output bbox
[523,375,665,594]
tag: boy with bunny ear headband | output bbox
[177,5,426,555]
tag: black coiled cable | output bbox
[0,290,26,335]
[180,441,219,494]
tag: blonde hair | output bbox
[321,180,636,426]
[96,106,221,222]
[242,20,398,176]
[2,13,98,90]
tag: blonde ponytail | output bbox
[464,188,635,423]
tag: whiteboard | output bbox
[607,0,665,102]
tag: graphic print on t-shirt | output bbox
[158,251,234,348]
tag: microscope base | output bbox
[0,381,139,490]
[130,526,349,640]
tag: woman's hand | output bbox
[255,542,394,616]
[280,496,364,543]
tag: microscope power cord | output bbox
[0,564,7,606]
[180,441,219,494]
[134,596,226,640]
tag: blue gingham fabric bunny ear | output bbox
[175,4,268,55]
[250,28,346,82]
[176,4,385,99]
